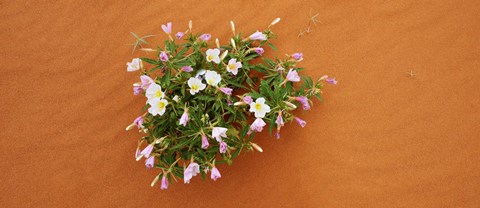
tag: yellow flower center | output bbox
[158,101,166,109]
[207,55,214,61]
[207,79,214,84]
[228,64,236,70]
[155,91,163,98]
[255,103,262,110]
[191,84,199,91]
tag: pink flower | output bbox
[219,141,227,153]
[326,78,338,85]
[184,162,200,184]
[161,176,168,190]
[292,52,303,60]
[161,22,172,34]
[181,66,193,72]
[175,32,184,39]
[133,116,143,129]
[179,109,189,126]
[286,69,300,82]
[140,144,154,158]
[249,31,267,40]
[145,156,154,169]
[254,47,264,55]
[243,96,253,104]
[160,51,169,62]
[294,117,307,128]
[220,87,233,96]
[133,85,142,95]
[140,75,154,90]
[295,96,310,110]
[211,167,221,181]
[250,118,266,133]
[199,33,211,41]
[201,134,209,149]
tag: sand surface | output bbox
[1,0,479,207]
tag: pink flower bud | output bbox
[254,47,264,55]
[276,113,284,128]
[145,156,154,169]
[250,118,266,133]
[295,96,310,110]
[133,85,142,95]
[219,141,227,153]
[179,110,189,127]
[249,31,267,40]
[201,134,209,149]
[211,167,221,181]
[140,144,154,158]
[199,33,211,41]
[220,87,233,96]
[161,22,172,34]
[181,66,193,72]
[135,148,141,159]
[161,176,168,190]
[133,116,144,129]
[140,75,154,90]
[160,51,169,62]
[291,52,303,60]
[243,96,253,104]
[286,69,300,82]
[326,78,338,85]
[294,117,307,128]
[184,162,200,184]
[175,32,184,39]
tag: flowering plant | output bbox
[126,18,336,189]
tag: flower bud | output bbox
[230,38,236,50]
[151,175,160,187]
[269,18,281,28]
[188,20,192,32]
[220,50,228,61]
[284,101,297,109]
[215,38,220,48]
[230,21,236,35]
[233,101,245,106]
[250,142,263,153]
[139,48,156,52]
[125,123,136,131]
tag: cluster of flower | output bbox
[125,18,336,190]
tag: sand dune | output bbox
[1,0,479,207]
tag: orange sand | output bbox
[1,0,479,207]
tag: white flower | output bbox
[249,97,271,118]
[145,83,165,101]
[206,48,220,64]
[205,70,221,86]
[148,98,169,116]
[226,58,242,75]
[127,58,141,72]
[187,77,206,95]
[212,127,228,142]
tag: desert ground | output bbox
[1,0,479,207]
